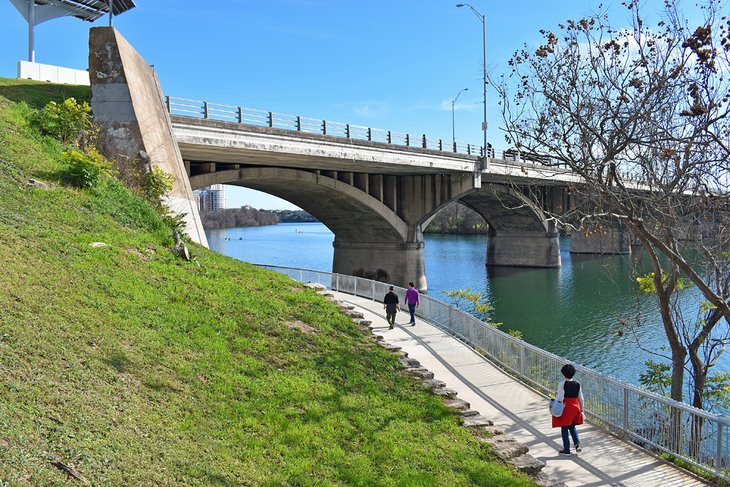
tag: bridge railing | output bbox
[166,96,646,180]
[166,96,488,157]
[257,264,730,481]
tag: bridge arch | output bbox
[456,184,561,267]
[191,167,434,289]
[419,184,560,268]
[191,167,409,242]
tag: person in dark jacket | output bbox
[552,364,585,455]
[383,286,399,329]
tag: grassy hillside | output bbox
[0,78,532,486]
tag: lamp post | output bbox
[451,87,469,149]
[456,3,488,168]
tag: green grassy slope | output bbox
[0,78,532,486]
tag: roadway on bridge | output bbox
[333,292,708,487]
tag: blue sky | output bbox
[1,0,692,209]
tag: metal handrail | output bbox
[256,264,730,481]
[165,97,665,187]
[167,96,487,157]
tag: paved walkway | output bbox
[334,292,709,487]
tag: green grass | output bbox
[0,78,534,486]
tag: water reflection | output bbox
[207,222,723,386]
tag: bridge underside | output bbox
[190,163,569,291]
[460,185,561,268]
[192,166,478,291]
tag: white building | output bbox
[194,185,226,211]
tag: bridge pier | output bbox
[333,240,426,292]
[487,230,561,268]
[460,185,562,268]
[570,223,631,254]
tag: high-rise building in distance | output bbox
[194,184,226,211]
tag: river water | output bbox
[206,222,719,388]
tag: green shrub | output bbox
[37,97,95,147]
[61,148,116,188]
[142,165,175,209]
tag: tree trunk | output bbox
[689,333,712,459]
[690,358,707,459]
[650,259,686,452]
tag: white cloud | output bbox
[350,101,391,118]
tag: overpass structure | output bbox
[168,100,626,291]
[89,27,626,292]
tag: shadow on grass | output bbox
[105,350,133,373]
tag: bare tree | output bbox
[493,0,730,412]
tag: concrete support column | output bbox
[198,162,215,174]
[338,172,354,185]
[354,173,368,193]
[487,232,561,268]
[368,174,383,201]
[332,240,426,292]
[383,176,397,213]
[570,224,631,254]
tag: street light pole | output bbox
[452,87,469,149]
[456,3,488,168]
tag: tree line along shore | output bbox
[201,202,487,234]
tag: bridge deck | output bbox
[335,291,709,486]
[171,115,581,185]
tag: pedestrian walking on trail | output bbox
[383,286,399,329]
[405,282,420,326]
[552,363,585,456]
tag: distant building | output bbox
[194,185,226,211]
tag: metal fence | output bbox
[258,264,730,481]
[166,96,493,157]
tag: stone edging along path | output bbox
[308,284,566,487]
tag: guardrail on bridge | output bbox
[166,96,495,157]
[258,264,730,481]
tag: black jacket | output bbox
[383,291,399,313]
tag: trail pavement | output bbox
[334,291,709,487]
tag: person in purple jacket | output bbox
[405,282,420,326]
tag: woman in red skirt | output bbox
[552,364,585,455]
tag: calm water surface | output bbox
[207,222,721,386]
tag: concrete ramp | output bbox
[88,27,207,247]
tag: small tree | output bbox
[443,288,523,338]
[61,148,116,188]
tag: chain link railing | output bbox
[258,264,730,481]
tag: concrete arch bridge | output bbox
[172,114,618,291]
[87,27,624,292]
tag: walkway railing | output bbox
[258,264,729,481]
[166,96,493,157]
